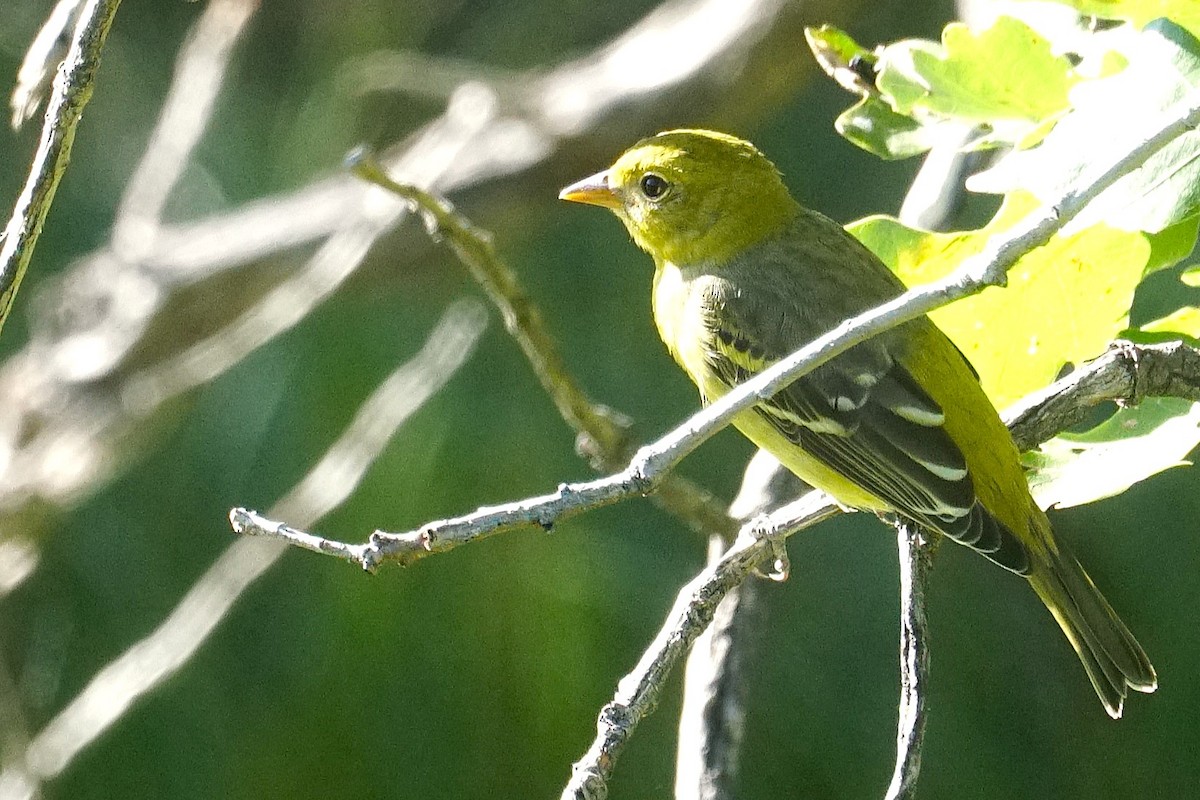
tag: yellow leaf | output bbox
[1141,305,1200,337]
[850,193,1151,409]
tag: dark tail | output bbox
[1027,513,1156,718]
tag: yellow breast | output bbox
[651,261,723,398]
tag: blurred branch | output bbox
[673,534,757,800]
[9,0,83,129]
[73,0,805,283]
[111,0,261,260]
[0,300,487,800]
[674,450,800,800]
[0,2,484,540]
[0,0,121,337]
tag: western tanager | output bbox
[560,129,1155,717]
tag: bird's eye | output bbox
[639,173,669,200]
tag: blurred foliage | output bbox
[2,1,1199,799]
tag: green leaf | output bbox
[1015,0,1200,40]
[850,194,1151,409]
[968,19,1200,234]
[1144,214,1200,273]
[1025,397,1200,508]
[834,96,943,160]
[876,16,1078,144]
[1181,263,1200,285]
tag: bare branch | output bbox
[0,0,807,544]
[348,155,632,458]
[233,328,1200,569]
[0,0,122,336]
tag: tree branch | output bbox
[0,0,121,336]
[0,0,812,556]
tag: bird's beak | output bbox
[559,170,621,209]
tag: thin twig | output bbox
[348,154,631,457]
[232,89,1200,568]
[231,329,1200,569]
[0,0,122,336]
[120,88,494,415]
[0,301,487,798]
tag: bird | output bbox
[559,128,1156,718]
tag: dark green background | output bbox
[1,1,1196,798]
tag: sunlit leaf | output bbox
[876,15,1078,147]
[1015,0,1200,39]
[1025,397,1200,508]
[1144,214,1200,273]
[850,194,1151,409]
[1140,304,1200,336]
[968,20,1200,234]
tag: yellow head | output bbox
[559,129,798,265]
